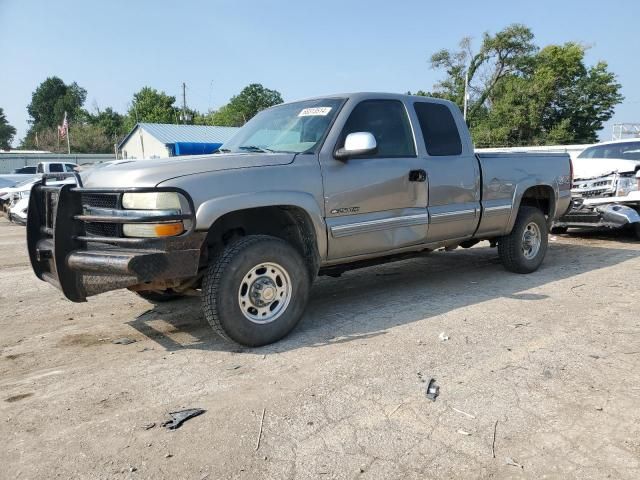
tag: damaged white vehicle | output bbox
[555,139,640,239]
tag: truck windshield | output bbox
[220,98,344,154]
[578,142,640,160]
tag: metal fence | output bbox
[0,153,115,174]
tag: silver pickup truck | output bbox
[28,93,572,346]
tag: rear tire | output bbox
[136,289,184,303]
[498,206,548,273]
[201,235,311,347]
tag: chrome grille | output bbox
[81,193,121,237]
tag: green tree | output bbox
[425,24,622,146]
[89,107,126,141]
[198,84,283,127]
[124,87,179,131]
[0,108,17,150]
[26,77,87,129]
[21,124,113,154]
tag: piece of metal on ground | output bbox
[161,408,205,430]
[425,378,439,401]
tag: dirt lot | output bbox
[1,218,639,479]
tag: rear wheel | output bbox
[498,206,548,273]
[201,235,311,347]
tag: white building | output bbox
[118,123,240,160]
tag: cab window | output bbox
[339,100,416,158]
[413,102,462,156]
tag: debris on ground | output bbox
[161,408,206,430]
[142,422,156,430]
[438,332,450,342]
[505,457,524,469]
[492,420,498,458]
[255,408,266,451]
[112,337,136,345]
[425,378,439,401]
[451,406,475,419]
[457,429,471,436]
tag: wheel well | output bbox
[204,206,320,278]
[519,185,555,224]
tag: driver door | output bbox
[319,99,429,259]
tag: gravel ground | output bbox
[1,217,639,479]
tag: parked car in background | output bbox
[12,166,37,174]
[555,138,640,238]
[8,196,29,224]
[28,92,571,346]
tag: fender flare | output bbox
[506,181,559,233]
[195,191,328,259]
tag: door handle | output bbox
[409,169,426,182]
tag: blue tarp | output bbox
[173,142,223,156]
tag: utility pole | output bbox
[181,82,191,124]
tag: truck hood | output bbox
[81,152,296,188]
[573,157,640,180]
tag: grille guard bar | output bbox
[27,174,201,302]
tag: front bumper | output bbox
[556,197,640,229]
[27,179,205,302]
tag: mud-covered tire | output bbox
[201,235,311,347]
[498,206,548,274]
[135,289,184,303]
[550,226,568,235]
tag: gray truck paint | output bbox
[39,92,572,295]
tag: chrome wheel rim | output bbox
[522,222,541,260]
[238,262,292,324]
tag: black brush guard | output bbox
[27,174,205,302]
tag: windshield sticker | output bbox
[298,107,332,117]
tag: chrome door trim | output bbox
[429,208,476,225]
[482,204,512,217]
[330,213,429,238]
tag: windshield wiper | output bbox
[238,145,277,153]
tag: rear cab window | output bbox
[339,100,416,158]
[413,102,462,156]
[49,164,64,173]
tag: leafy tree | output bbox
[26,76,87,129]
[198,84,283,127]
[425,24,623,146]
[22,125,113,154]
[124,87,179,131]
[0,108,17,150]
[89,107,126,140]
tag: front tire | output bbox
[498,206,548,273]
[201,235,311,347]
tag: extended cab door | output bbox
[412,101,481,242]
[319,98,429,259]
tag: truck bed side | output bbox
[475,152,572,238]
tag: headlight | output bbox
[121,192,184,238]
[122,192,181,210]
[616,175,639,197]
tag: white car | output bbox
[555,138,640,237]
[8,196,29,224]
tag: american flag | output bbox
[58,112,68,139]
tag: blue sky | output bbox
[1,0,638,144]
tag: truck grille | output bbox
[81,193,121,237]
[572,174,617,198]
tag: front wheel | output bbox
[201,235,311,347]
[498,206,549,273]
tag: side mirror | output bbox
[335,132,377,160]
